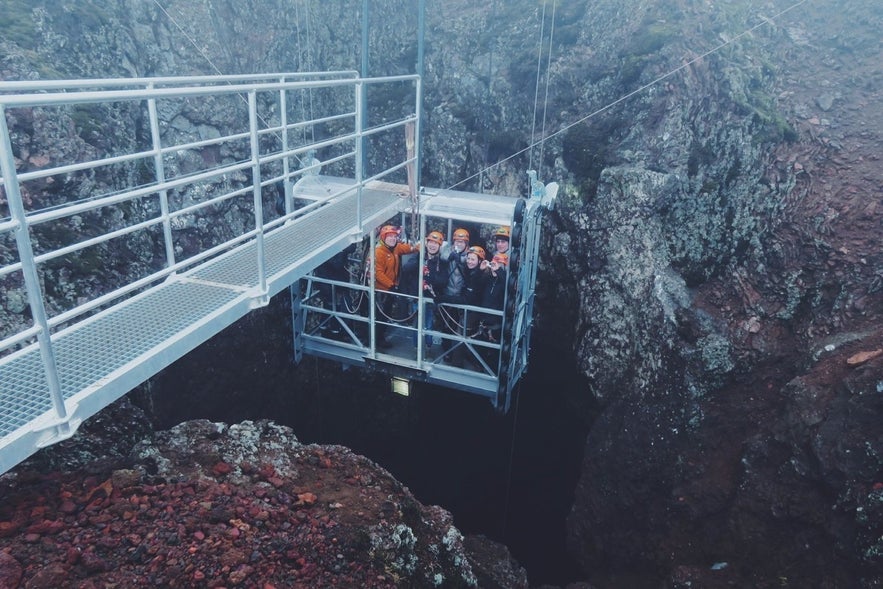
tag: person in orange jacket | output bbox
[373,224,418,346]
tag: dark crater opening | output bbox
[135,292,591,586]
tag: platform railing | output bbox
[0,72,421,451]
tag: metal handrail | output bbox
[0,74,419,108]
[1,72,421,351]
[0,71,360,93]
[0,70,431,475]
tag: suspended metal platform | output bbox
[294,171,557,413]
[0,70,557,476]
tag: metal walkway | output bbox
[0,73,420,474]
[0,180,407,474]
[0,71,557,475]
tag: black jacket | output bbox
[481,268,507,311]
[401,252,450,299]
[440,265,488,307]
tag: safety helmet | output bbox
[492,253,509,266]
[453,228,470,242]
[379,225,400,240]
[493,226,511,240]
[466,246,486,261]
[426,230,445,245]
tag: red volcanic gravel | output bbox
[0,420,482,589]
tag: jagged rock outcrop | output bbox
[1,418,533,588]
[553,2,883,587]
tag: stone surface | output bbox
[0,419,491,588]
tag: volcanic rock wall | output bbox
[2,0,882,586]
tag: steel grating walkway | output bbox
[0,180,405,474]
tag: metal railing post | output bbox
[0,105,69,430]
[354,81,364,229]
[415,215,426,361]
[147,84,177,270]
[369,227,377,351]
[414,77,423,192]
[279,77,293,216]
[248,91,268,303]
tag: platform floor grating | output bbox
[0,281,241,438]
[0,181,403,471]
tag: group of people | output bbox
[372,222,513,366]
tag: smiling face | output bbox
[383,233,398,247]
[465,252,480,268]
[425,239,441,255]
[495,237,509,253]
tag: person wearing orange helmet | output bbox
[476,250,508,352]
[437,245,490,366]
[491,225,510,255]
[374,224,418,291]
[373,224,418,347]
[440,227,469,297]
[491,252,508,266]
[401,229,451,349]
[449,227,470,259]
[452,227,470,244]
[440,245,488,307]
